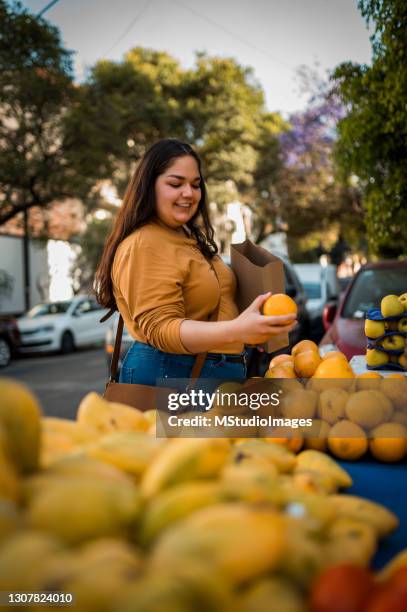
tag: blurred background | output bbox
[1,0,406,413]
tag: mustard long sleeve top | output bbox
[111,220,244,355]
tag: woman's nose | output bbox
[181,184,193,198]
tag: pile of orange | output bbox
[262,340,407,463]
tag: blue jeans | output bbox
[119,341,247,389]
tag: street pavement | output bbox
[1,347,108,419]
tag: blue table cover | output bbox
[339,459,407,569]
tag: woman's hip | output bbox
[119,341,247,385]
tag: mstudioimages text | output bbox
[167,389,282,412]
[167,414,313,429]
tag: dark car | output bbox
[319,260,407,360]
[0,316,21,367]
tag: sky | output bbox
[22,0,373,116]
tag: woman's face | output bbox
[154,155,201,230]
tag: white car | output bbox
[17,296,110,354]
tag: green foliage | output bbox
[0,0,81,225]
[65,49,284,218]
[333,0,407,257]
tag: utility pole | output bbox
[23,209,30,311]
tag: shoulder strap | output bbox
[108,256,222,384]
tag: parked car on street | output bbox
[17,296,110,354]
[319,260,407,359]
[294,263,339,342]
[0,316,21,367]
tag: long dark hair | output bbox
[95,138,218,310]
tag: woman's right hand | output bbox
[233,292,298,345]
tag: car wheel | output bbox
[60,331,75,354]
[0,337,11,367]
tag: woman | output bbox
[95,139,297,386]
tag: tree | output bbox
[333,0,407,257]
[66,49,285,216]
[276,73,364,261]
[0,0,85,227]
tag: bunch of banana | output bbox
[0,378,404,612]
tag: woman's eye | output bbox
[169,183,182,188]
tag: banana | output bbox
[139,481,225,546]
[40,430,84,468]
[294,449,353,489]
[22,457,134,504]
[0,499,19,544]
[42,417,99,444]
[329,495,399,538]
[241,576,306,612]
[149,503,285,586]
[280,488,336,529]
[0,378,42,473]
[324,518,377,567]
[77,392,149,433]
[140,438,230,498]
[119,569,236,612]
[40,417,99,468]
[0,450,20,502]
[0,531,64,591]
[277,516,325,587]
[85,431,165,478]
[56,539,142,612]
[27,476,141,545]
[233,439,296,473]
[220,457,284,505]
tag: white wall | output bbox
[0,235,78,314]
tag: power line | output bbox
[172,0,294,72]
[104,0,152,56]
[37,0,61,18]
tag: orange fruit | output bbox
[262,294,298,319]
[264,364,296,379]
[304,419,330,452]
[291,339,319,357]
[268,354,294,369]
[355,372,383,391]
[263,426,303,453]
[369,423,407,463]
[313,358,354,379]
[322,351,348,362]
[328,420,368,460]
[294,349,322,378]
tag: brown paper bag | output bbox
[230,239,289,352]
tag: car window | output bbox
[342,268,407,318]
[74,300,93,315]
[89,300,103,311]
[26,301,72,317]
[302,282,322,300]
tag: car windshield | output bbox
[302,282,322,300]
[26,301,72,318]
[342,268,407,319]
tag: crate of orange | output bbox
[262,338,407,465]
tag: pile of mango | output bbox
[365,293,407,371]
[1,377,406,612]
[262,339,407,463]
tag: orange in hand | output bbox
[262,294,298,320]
